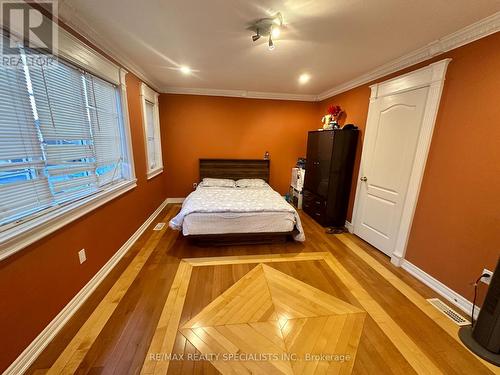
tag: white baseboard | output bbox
[401,260,480,320]
[3,198,169,375]
[345,220,354,233]
[166,198,185,204]
[390,254,404,267]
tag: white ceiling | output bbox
[58,0,500,96]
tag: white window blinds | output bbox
[84,74,125,187]
[0,39,127,228]
[0,36,53,224]
[144,100,157,169]
[140,83,162,178]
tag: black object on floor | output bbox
[325,227,346,235]
[459,325,500,366]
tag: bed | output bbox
[169,159,305,245]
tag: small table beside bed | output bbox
[169,159,305,245]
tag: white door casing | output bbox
[354,87,429,255]
[352,59,451,266]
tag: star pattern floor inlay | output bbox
[179,264,367,374]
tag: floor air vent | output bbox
[427,298,470,326]
[153,223,166,231]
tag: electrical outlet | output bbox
[78,249,87,264]
[193,182,198,189]
[481,268,493,285]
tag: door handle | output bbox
[360,176,367,182]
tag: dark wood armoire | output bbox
[303,128,359,227]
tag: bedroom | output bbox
[0,0,499,374]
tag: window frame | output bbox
[0,22,137,261]
[140,83,163,179]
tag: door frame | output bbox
[352,58,451,266]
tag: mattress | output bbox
[170,184,305,241]
[182,211,295,236]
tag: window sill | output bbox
[0,179,137,261]
[146,168,163,180]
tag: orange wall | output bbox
[319,32,500,302]
[0,73,168,372]
[1,17,497,371]
[159,95,318,196]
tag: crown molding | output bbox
[57,1,162,92]
[317,11,500,101]
[162,87,318,102]
[54,4,498,103]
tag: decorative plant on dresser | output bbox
[302,127,358,228]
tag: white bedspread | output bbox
[182,212,295,236]
[169,186,305,241]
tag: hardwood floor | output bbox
[26,204,498,374]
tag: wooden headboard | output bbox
[199,159,270,182]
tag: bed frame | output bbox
[186,231,296,247]
[186,159,295,246]
[199,158,271,182]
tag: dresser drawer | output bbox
[303,191,326,210]
[302,191,327,225]
[303,205,327,225]
[303,200,325,213]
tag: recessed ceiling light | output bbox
[299,73,311,84]
[180,66,191,75]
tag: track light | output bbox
[252,29,261,42]
[268,35,275,51]
[271,25,280,38]
[274,12,284,26]
[249,12,283,50]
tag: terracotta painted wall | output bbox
[1,17,497,372]
[159,95,318,196]
[318,32,500,302]
[0,73,168,372]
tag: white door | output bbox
[354,87,429,256]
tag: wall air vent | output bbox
[427,298,470,326]
[153,223,166,231]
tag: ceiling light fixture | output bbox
[268,35,275,51]
[249,12,283,51]
[252,29,261,42]
[180,66,191,75]
[299,73,311,84]
[271,25,280,38]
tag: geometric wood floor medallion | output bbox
[180,264,366,374]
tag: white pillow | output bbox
[199,178,235,188]
[235,179,268,188]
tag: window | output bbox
[0,31,136,259]
[140,83,163,179]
